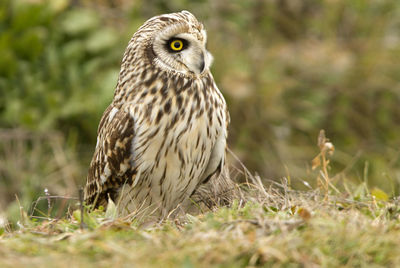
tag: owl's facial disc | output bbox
[153,29,212,76]
[175,34,210,74]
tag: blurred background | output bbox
[1,0,400,219]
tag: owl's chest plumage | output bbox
[116,77,227,216]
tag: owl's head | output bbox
[127,11,213,77]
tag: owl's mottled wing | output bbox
[84,104,136,208]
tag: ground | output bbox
[1,175,400,267]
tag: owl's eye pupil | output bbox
[169,39,185,51]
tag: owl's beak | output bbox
[198,53,205,73]
[181,48,209,75]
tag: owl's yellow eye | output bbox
[166,38,188,53]
[170,39,183,51]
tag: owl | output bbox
[84,11,229,219]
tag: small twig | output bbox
[79,187,86,230]
[15,194,27,227]
[44,188,51,219]
[30,195,78,217]
[312,130,335,199]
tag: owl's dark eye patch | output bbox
[166,38,189,53]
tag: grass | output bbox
[1,187,400,267]
[1,132,400,267]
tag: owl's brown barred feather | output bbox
[85,104,136,208]
[84,11,229,219]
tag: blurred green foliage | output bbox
[0,0,128,140]
[1,0,400,212]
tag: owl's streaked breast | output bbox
[117,78,226,216]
